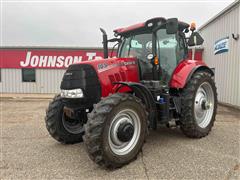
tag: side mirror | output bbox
[188,32,204,46]
[166,18,178,34]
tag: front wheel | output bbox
[84,93,148,168]
[45,95,84,144]
[180,71,217,138]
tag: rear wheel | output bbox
[45,95,84,144]
[180,71,217,138]
[84,93,148,168]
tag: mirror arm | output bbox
[110,42,119,58]
[108,38,121,43]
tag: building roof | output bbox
[198,1,239,31]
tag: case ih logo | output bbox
[20,51,102,68]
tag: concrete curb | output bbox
[0,96,53,100]
[0,93,55,100]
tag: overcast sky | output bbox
[0,0,235,47]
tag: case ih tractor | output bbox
[45,17,217,168]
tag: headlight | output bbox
[60,88,84,98]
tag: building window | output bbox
[22,69,36,82]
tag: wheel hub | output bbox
[194,82,214,128]
[62,107,84,134]
[108,109,141,156]
[201,99,211,110]
[117,123,134,142]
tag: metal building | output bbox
[199,1,240,107]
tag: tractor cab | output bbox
[102,17,204,86]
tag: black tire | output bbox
[84,93,148,169]
[180,71,217,138]
[45,95,84,144]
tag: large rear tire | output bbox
[180,71,217,138]
[84,93,148,168]
[45,95,84,144]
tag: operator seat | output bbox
[137,57,153,80]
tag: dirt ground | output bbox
[1,98,240,179]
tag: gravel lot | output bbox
[1,98,240,179]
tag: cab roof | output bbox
[114,17,189,36]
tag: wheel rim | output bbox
[62,113,84,134]
[194,82,214,128]
[108,109,141,156]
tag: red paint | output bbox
[0,48,116,69]
[114,17,166,35]
[77,57,139,97]
[76,56,207,98]
[168,49,205,88]
[188,49,203,61]
[114,22,145,34]
[170,59,207,88]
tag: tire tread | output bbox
[180,71,217,138]
[84,93,147,169]
[45,94,84,144]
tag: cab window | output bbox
[177,33,186,61]
[156,28,178,84]
[119,33,152,59]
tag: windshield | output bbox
[119,33,152,59]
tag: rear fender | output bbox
[114,82,157,129]
[170,60,214,89]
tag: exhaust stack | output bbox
[100,28,108,59]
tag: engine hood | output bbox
[64,57,140,97]
[70,57,138,74]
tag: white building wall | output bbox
[0,69,65,93]
[199,3,240,107]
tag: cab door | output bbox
[118,33,153,80]
[156,29,186,85]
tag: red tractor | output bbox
[45,17,217,168]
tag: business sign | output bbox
[214,37,229,55]
[0,48,116,69]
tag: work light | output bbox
[60,88,84,98]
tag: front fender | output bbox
[113,82,157,129]
[170,60,214,89]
